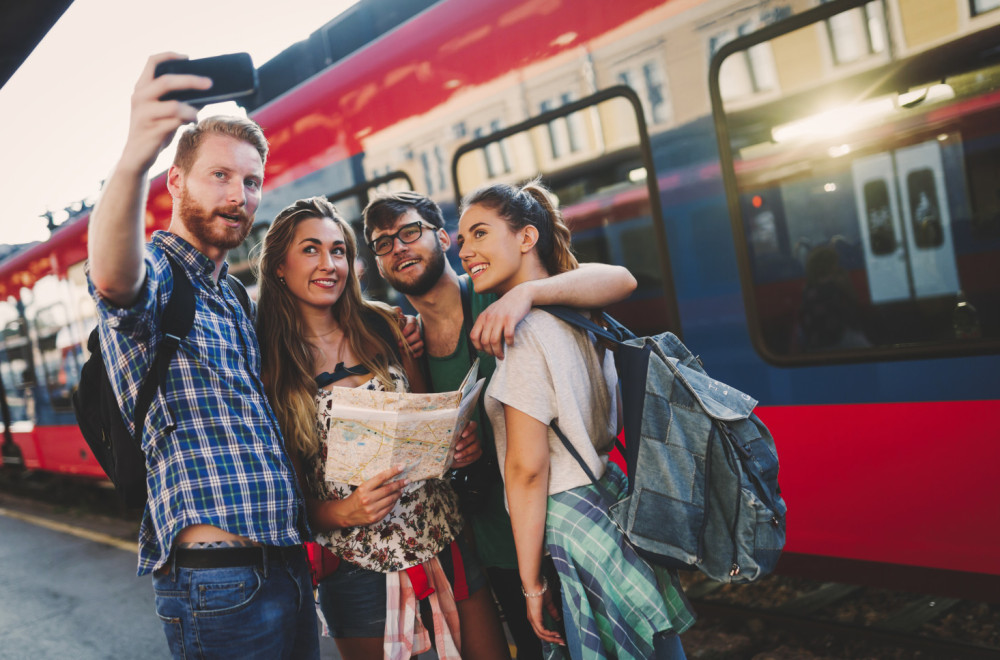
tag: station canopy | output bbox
[0,1,74,89]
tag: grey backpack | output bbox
[543,306,786,583]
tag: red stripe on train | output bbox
[757,401,1000,577]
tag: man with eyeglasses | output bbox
[362,191,636,659]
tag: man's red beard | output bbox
[178,188,253,251]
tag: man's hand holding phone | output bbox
[121,52,257,175]
[120,52,211,175]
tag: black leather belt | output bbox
[172,544,304,569]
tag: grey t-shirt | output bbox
[485,309,618,500]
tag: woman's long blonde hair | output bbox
[256,197,406,457]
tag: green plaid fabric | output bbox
[543,463,695,659]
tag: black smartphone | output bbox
[154,53,257,107]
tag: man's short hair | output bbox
[362,191,445,242]
[173,116,269,172]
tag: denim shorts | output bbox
[317,534,486,638]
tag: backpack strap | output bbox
[538,305,636,344]
[132,255,196,438]
[422,276,477,392]
[550,421,618,506]
[226,273,253,318]
[457,275,477,363]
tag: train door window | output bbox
[895,142,960,298]
[711,0,1000,362]
[862,179,896,255]
[906,169,944,248]
[452,87,680,337]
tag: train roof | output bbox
[0,0,668,300]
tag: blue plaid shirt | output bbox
[88,231,308,575]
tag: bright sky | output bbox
[0,0,360,247]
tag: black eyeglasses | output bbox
[368,221,435,256]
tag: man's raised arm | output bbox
[470,263,637,357]
[88,53,210,307]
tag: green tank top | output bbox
[425,275,517,570]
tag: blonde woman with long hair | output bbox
[457,181,695,659]
[257,197,509,660]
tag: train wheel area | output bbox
[2,471,998,660]
[678,571,1000,659]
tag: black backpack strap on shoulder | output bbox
[226,273,253,318]
[457,275,477,363]
[132,255,196,437]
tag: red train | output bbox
[2,0,998,600]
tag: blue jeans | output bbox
[152,547,319,659]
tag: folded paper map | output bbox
[320,359,484,486]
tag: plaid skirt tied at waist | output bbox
[543,462,696,660]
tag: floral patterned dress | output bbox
[305,364,464,572]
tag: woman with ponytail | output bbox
[458,180,694,659]
[258,197,509,660]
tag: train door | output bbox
[852,152,909,303]
[893,140,960,299]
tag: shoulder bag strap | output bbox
[537,305,636,344]
[226,273,253,318]
[132,255,196,439]
[457,275,477,362]
[550,421,618,505]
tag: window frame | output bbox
[710,0,1000,365]
[452,85,681,339]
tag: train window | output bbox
[906,169,944,249]
[863,180,896,255]
[33,303,79,412]
[452,87,681,337]
[0,307,31,423]
[1,318,36,389]
[711,0,1000,363]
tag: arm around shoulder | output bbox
[526,262,636,308]
[470,263,636,357]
